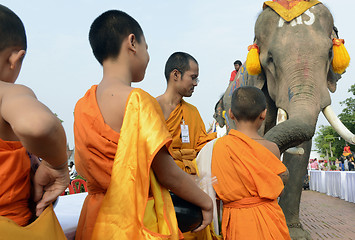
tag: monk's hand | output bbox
[191,198,213,233]
[33,161,70,216]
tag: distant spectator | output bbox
[344,157,349,171]
[344,143,351,153]
[347,156,354,171]
[230,60,242,82]
[339,156,345,171]
[310,158,319,170]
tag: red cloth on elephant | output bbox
[270,0,304,10]
[263,0,321,22]
[212,130,290,240]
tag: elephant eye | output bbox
[268,55,273,64]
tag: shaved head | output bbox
[0,4,27,52]
[231,86,266,121]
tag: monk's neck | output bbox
[234,121,262,139]
[102,59,133,86]
[157,89,183,120]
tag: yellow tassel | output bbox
[332,38,350,74]
[246,44,262,75]
[222,110,226,120]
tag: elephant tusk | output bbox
[277,108,305,155]
[285,147,305,155]
[276,108,288,125]
[322,105,355,145]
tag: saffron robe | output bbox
[0,139,31,226]
[74,85,120,240]
[212,130,290,240]
[166,100,217,175]
[165,100,220,240]
[75,86,180,240]
[0,204,66,240]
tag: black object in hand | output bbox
[170,192,203,233]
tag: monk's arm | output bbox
[151,146,213,232]
[1,85,69,215]
[278,168,289,186]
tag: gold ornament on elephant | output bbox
[246,43,262,75]
[332,38,350,74]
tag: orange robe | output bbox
[166,100,220,240]
[75,86,180,240]
[74,85,120,240]
[167,100,217,175]
[0,139,32,226]
[212,130,290,240]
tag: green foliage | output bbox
[329,156,337,162]
[338,83,355,152]
[330,165,337,170]
[314,126,343,157]
[315,84,355,157]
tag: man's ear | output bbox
[9,50,26,70]
[260,109,267,121]
[228,108,236,120]
[171,69,181,81]
[127,33,137,53]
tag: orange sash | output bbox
[92,89,179,240]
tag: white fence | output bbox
[309,170,355,203]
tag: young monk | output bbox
[211,86,290,240]
[74,10,213,240]
[157,52,220,240]
[0,4,69,226]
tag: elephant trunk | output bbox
[265,78,325,153]
[264,116,317,153]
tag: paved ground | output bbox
[299,190,355,240]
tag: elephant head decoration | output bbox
[214,1,354,238]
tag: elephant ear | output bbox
[243,63,266,90]
[327,67,341,93]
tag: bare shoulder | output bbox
[96,83,135,133]
[260,139,280,159]
[1,82,36,109]
[155,94,171,120]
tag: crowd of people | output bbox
[308,144,354,171]
[0,4,297,240]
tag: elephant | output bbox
[214,2,355,239]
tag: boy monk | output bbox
[212,86,290,240]
[0,4,69,226]
[157,52,219,240]
[74,10,213,240]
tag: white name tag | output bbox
[181,124,190,143]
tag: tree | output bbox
[338,83,355,152]
[314,125,342,159]
[315,84,355,157]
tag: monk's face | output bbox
[132,35,150,82]
[178,60,199,97]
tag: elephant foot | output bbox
[288,223,312,240]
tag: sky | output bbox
[2,0,354,149]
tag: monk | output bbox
[212,86,290,239]
[74,10,212,240]
[0,4,69,228]
[157,52,220,240]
